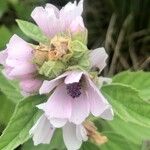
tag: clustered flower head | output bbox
[0,0,114,150]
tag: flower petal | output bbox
[64,71,83,84]
[89,47,108,71]
[29,115,55,145]
[20,78,43,94]
[63,122,82,150]
[85,75,114,119]
[39,79,61,94]
[9,62,36,77]
[76,124,88,141]
[31,7,52,36]
[49,118,67,128]
[45,3,59,17]
[100,108,114,120]
[31,6,59,37]
[59,0,83,32]
[60,0,83,22]
[7,35,33,61]
[98,76,112,88]
[39,71,70,94]
[70,16,85,33]
[2,67,13,80]
[69,90,90,124]
[38,84,72,121]
[0,50,7,65]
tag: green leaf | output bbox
[81,142,100,150]
[81,133,139,150]
[113,71,150,101]
[0,26,12,49]
[22,129,66,150]
[12,1,40,20]
[0,95,46,150]
[100,133,139,150]
[99,117,150,145]
[0,71,23,103]
[0,1,8,18]
[0,92,15,125]
[102,84,150,128]
[16,19,49,44]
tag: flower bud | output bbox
[70,40,88,59]
[39,60,66,79]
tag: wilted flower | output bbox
[84,121,108,145]
[0,35,43,95]
[30,114,88,150]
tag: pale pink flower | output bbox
[37,47,113,127]
[38,70,113,128]
[29,115,55,145]
[0,34,43,95]
[31,0,85,37]
[30,114,88,150]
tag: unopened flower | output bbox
[30,114,88,150]
[0,35,43,95]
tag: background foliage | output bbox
[0,0,149,150]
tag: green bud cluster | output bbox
[39,60,66,79]
[34,30,90,79]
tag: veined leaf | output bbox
[0,26,12,49]
[16,19,49,44]
[98,117,150,146]
[81,133,138,150]
[0,95,46,150]
[0,71,22,103]
[100,133,139,150]
[81,142,100,150]
[0,92,15,125]
[113,71,150,101]
[102,84,150,128]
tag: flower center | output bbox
[66,82,82,98]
